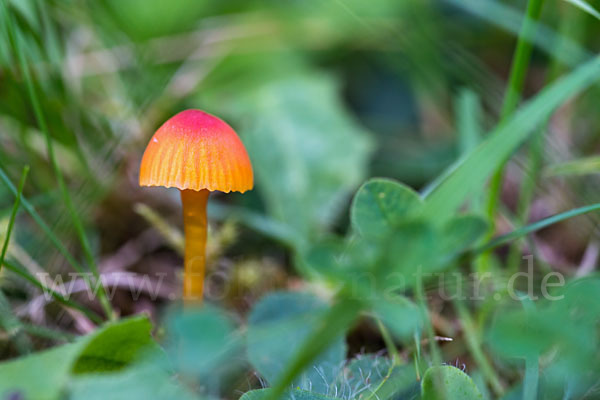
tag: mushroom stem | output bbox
[180,189,210,305]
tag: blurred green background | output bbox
[2,0,600,399]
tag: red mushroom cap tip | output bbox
[139,109,253,193]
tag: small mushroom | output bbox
[139,109,253,305]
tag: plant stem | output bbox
[376,317,401,365]
[453,298,504,396]
[415,272,447,398]
[181,189,209,305]
[413,332,421,381]
[484,0,545,258]
[499,0,546,121]
[415,271,442,367]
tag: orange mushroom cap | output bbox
[139,109,253,193]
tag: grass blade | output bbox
[0,166,32,354]
[500,0,546,120]
[19,323,76,343]
[1,259,102,324]
[475,203,600,254]
[421,55,600,225]
[0,165,29,273]
[486,0,546,232]
[544,156,600,177]
[445,0,589,67]
[505,8,582,272]
[0,165,85,275]
[421,89,483,200]
[457,89,482,156]
[563,0,600,20]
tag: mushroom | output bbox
[139,109,253,305]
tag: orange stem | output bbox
[180,189,209,305]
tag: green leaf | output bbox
[331,354,420,400]
[231,73,374,249]
[371,295,422,340]
[264,297,362,400]
[247,292,346,394]
[362,363,420,400]
[70,309,240,399]
[422,90,482,199]
[304,220,439,294]
[165,306,241,379]
[302,237,350,281]
[245,357,419,400]
[0,339,82,400]
[487,277,600,367]
[241,388,338,400]
[377,221,439,290]
[0,316,153,400]
[69,363,198,400]
[487,308,553,360]
[421,366,483,400]
[302,236,378,285]
[439,215,488,259]
[341,354,395,395]
[456,89,482,156]
[421,56,600,226]
[72,316,154,374]
[351,178,423,238]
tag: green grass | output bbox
[1,0,114,321]
[0,165,28,273]
[484,0,545,274]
